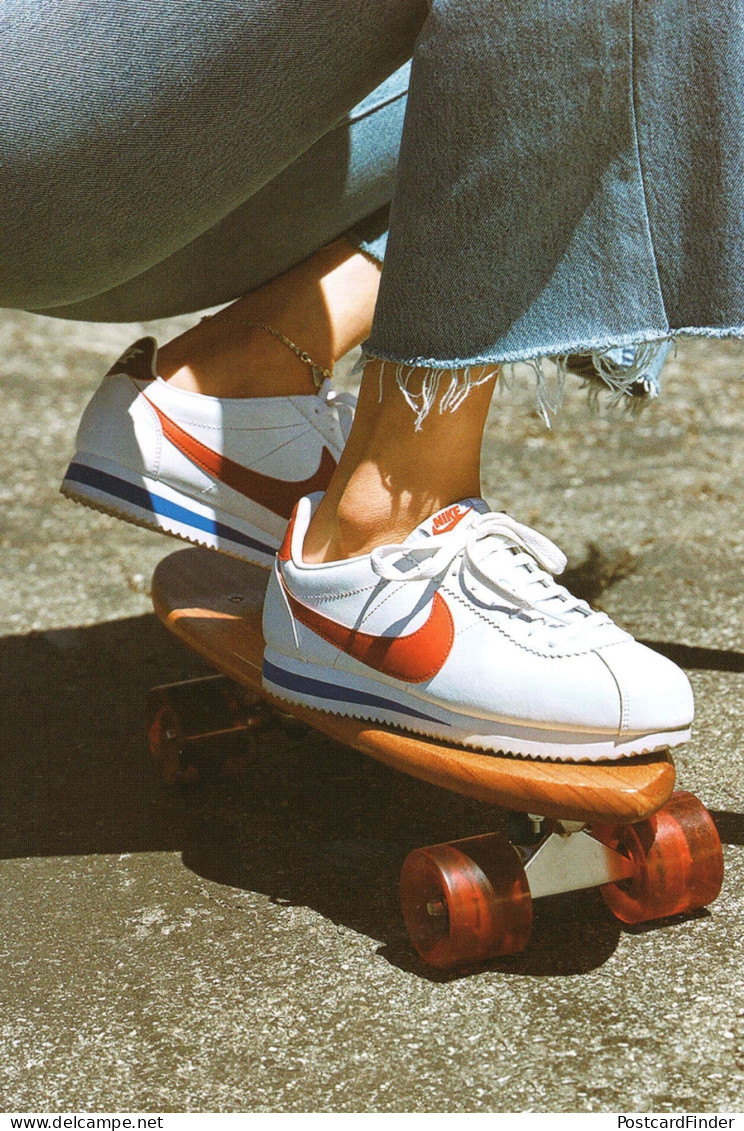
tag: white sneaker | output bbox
[61,338,354,566]
[262,496,693,762]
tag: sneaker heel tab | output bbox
[278,504,299,563]
[107,337,159,381]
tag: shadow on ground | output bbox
[2,598,742,983]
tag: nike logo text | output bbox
[432,505,470,534]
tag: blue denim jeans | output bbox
[0,0,420,320]
[1,1,741,381]
[366,0,744,374]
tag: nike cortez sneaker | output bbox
[61,338,355,566]
[262,496,694,762]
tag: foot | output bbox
[61,338,355,565]
[262,495,693,761]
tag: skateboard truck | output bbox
[148,675,261,786]
[516,819,635,899]
[421,821,637,913]
[400,792,723,969]
[510,811,637,895]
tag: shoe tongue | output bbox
[107,337,158,380]
[406,497,490,543]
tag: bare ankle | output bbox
[157,238,380,399]
[302,468,475,564]
[301,361,496,564]
[158,319,318,398]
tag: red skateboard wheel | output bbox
[593,790,724,924]
[400,832,533,969]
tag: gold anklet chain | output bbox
[201,315,332,390]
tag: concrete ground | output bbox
[0,309,742,1113]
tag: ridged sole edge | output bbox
[61,457,280,568]
[262,651,690,763]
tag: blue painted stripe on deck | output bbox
[262,657,446,725]
[64,462,276,555]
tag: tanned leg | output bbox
[157,238,381,398]
[303,360,498,562]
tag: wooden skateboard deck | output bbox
[150,547,725,969]
[151,547,676,826]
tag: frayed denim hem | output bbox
[350,358,499,431]
[515,343,667,424]
[358,326,744,428]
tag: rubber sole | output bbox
[62,454,279,567]
[262,649,691,763]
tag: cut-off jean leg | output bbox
[0,0,425,314]
[41,77,409,322]
[364,0,744,420]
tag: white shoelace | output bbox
[370,512,615,643]
[318,378,356,444]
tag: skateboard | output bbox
[150,547,724,970]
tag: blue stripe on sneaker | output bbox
[262,657,446,725]
[64,462,276,555]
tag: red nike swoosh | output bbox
[281,576,455,684]
[145,398,337,520]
